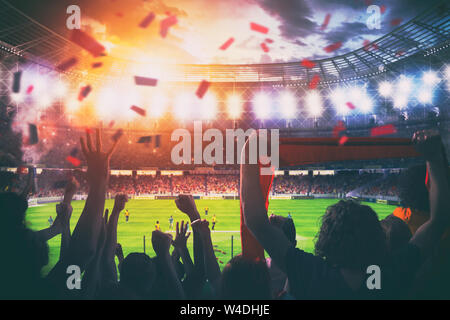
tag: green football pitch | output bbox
[26,199,396,275]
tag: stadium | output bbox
[0,0,449,301]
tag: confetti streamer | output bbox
[78,85,92,101]
[26,85,34,94]
[134,76,158,87]
[370,124,397,137]
[112,129,123,142]
[309,74,320,90]
[391,18,402,26]
[66,156,81,167]
[56,57,78,72]
[196,80,210,99]
[250,22,269,34]
[346,102,356,110]
[160,15,178,38]
[301,58,316,69]
[139,12,155,28]
[219,37,235,50]
[130,105,146,117]
[12,71,22,93]
[265,38,274,44]
[260,42,269,53]
[339,136,349,146]
[324,41,342,53]
[69,29,106,57]
[321,13,331,31]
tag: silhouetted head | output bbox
[120,253,156,298]
[269,214,297,246]
[398,165,429,213]
[220,255,271,300]
[0,192,28,229]
[380,214,412,254]
[315,200,387,271]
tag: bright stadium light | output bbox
[417,87,433,104]
[200,93,218,120]
[378,81,393,97]
[397,76,413,94]
[422,70,440,86]
[329,88,349,115]
[305,90,323,117]
[174,93,194,120]
[279,91,297,119]
[54,80,68,98]
[227,94,242,119]
[253,92,271,119]
[393,94,408,109]
[149,93,167,118]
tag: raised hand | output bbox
[53,202,73,231]
[113,194,128,212]
[412,129,443,161]
[152,230,173,257]
[80,128,120,187]
[175,195,200,221]
[173,221,191,251]
[191,219,211,239]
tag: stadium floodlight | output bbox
[279,91,297,119]
[227,94,242,119]
[422,71,440,87]
[393,94,408,109]
[417,87,433,104]
[65,97,80,113]
[397,76,413,94]
[200,93,218,120]
[174,92,194,120]
[54,80,68,98]
[149,93,167,118]
[329,88,349,115]
[359,95,374,114]
[378,81,393,97]
[305,90,323,117]
[253,92,271,119]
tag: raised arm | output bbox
[409,130,450,257]
[175,195,206,282]
[102,194,128,283]
[152,230,185,300]
[191,219,221,295]
[240,133,292,272]
[59,176,78,260]
[172,220,194,277]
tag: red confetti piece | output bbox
[66,156,81,167]
[333,121,346,138]
[134,76,158,86]
[112,129,124,142]
[250,22,269,34]
[139,12,155,28]
[380,5,386,14]
[309,74,320,90]
[69,29,106,57]
[160,15,178,38]
[196,80,210,99]
[78,85,92,101]
[324,41,342,53]
[265,38,274,44]
[425,168,430,190]
[390,18,402,26]
[56,57,78,72]
[321,13,331,31]
[260,42,269,53]
[219,37,234,50]
[108,120,115,128]
[370,124,397,137]
[346,102,356,110]
[339,136,349,146]
[91,62,103,68]
[301,58,316,69]
[85,128,93,134]
[26,85,34,94]
[130,105,146,117]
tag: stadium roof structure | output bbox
[0,0,449,85]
